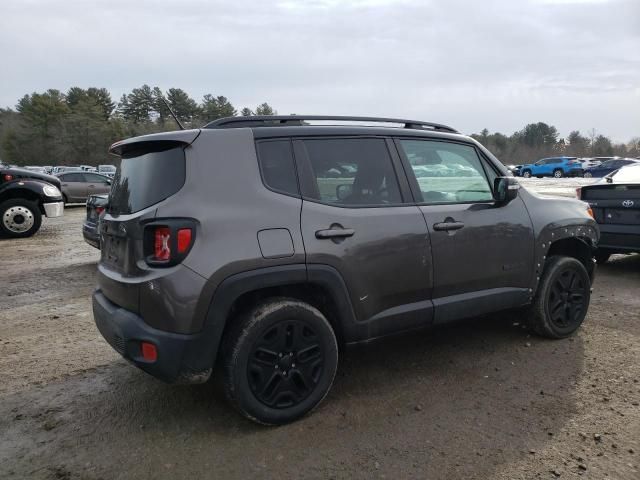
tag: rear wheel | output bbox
[522,170,532,178]
[525,256,590,339]
[583,171,593,178]
[223,298,338,425]
[553,169,563,178]
[0,199,42,238]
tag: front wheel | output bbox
[553,169,563,178]
[223,298,338,425]
[0,199,42,238]
[525,256,591,339]
[522,170,532,178]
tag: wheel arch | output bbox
[196,264,357,372]
[0,185,45,212]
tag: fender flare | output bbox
[182,264,357,375]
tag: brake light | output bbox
[177,228,192,254]
[154,226,171,261]
[95,206,105,215]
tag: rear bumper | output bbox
[43,201,64,218]
[92,290,212,384]
[82,222,100,249]
[597,225,640,253]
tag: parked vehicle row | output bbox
[91,115,598,425]
[510,156,640,178]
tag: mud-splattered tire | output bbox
[222,298,338,425]
[0,199,42,238]
[525,256,591,339]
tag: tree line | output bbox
[471,123,639,165]
[0,87,638,167]
[0,85,277,167]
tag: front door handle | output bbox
[315,228,355,239]
[433,221,464,232]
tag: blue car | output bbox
[582,158,639,178]
[519,157,583,178]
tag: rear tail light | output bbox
[144,220,196,267]
[95,206,105,215]
[177,228,192,254]
[154,226,172,261]
[3,174,14,181]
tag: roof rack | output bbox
[203,115,458,133]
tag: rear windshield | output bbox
[109,143,185,214]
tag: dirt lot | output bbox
[1,198,639,480]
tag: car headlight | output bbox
[42,185,61,198]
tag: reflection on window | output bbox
[399,140,493,203]
[302,138,402,205]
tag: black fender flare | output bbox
[182,264,357,375]
[529,222,598,299]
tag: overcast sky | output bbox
[1,0,638,141]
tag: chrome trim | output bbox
[43,202,64,218]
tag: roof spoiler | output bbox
[109,129,201,156]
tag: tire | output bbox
[525,256,591,339]
[223,298,339,425]
[0,199,42,238]
[553,169,563,178]
[62,193,68,205]
[583,171,593,178]
[594,250,611,264]
[522,170,532,178]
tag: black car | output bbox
[0,166,64,238]
[83,194,108,249]
[578,164,640,263]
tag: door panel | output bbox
[302,201,433,328]
[395,137,535,323]
[294,136,433,337]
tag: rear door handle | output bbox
[315,228,355,239]
[433,221,464,232]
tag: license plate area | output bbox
[604,208,640,225]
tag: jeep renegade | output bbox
[93,116,598,425]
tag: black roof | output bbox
[204,115,458,134]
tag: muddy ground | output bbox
[1,201,639,480]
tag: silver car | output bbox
[57,172,112,204]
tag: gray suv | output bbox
[93,116,599,425]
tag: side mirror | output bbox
[494,176,520,205]
[336,184,353,201]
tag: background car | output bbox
[82,194,108,249]
[578,157,603,170]
[519,157,583,178]
[56,171,111,204]
[577,163,640,263]
[582,158,639,178]
[97,165,117,178]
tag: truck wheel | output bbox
[0,199,42,238]
[553,169,563,178]
[522,170,532,178]
[525,256,590,339]
[223,298,338,425]
[594,250,611,264]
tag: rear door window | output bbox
[296,138,402,206]
[61,173,85,182]
[109,143,185,214]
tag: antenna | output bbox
[160,96,185,130]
